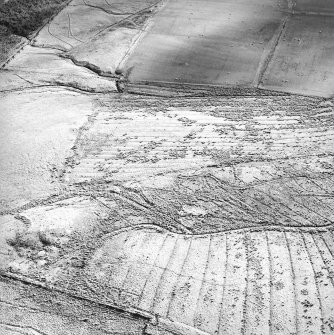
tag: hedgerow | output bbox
[0,0,69,37]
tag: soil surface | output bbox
[0,1,333,335]
[124,0,334,97]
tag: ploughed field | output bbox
[1,1,334,335]
[123,0,334,97]
[1,93,334,335]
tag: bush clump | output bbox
[0,0,69,37]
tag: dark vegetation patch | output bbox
[0,24,22,63]
[0,0,69,64]
[0,0,69,37]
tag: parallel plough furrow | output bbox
[4,225,334,335]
